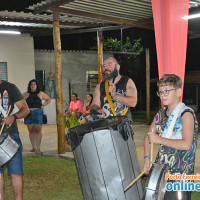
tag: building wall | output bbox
[0,34,35,93]
[34,50,113,110]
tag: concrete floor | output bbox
[18,121,200,175]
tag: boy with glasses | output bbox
[144,74,198,200]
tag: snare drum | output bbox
[68,116,143,200]
[0,132,20,167]
[143,162,168,200]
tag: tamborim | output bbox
[0,132,20,167]
[143,162,168,200]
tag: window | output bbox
[0,62,8,81]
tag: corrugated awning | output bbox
[0,0,200,36]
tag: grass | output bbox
[2,156,200,199]
[192,192,200,200]
[3,157,83,200]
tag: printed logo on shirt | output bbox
[0,90,11,128]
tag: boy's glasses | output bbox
[156,88,177,97]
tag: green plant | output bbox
[103,37,121,51]
[65,113,80,128]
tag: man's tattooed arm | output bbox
[114,79,137,107]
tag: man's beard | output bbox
[103,67,119,81]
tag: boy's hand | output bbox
[147,132,160,144]
[144,157,150,173]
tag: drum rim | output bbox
[68,116,128,134]
[0,132,8,145]
[144,162,168,199]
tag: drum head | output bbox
[69,116,129,134]
[143,162,168,200]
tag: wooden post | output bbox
[97,31,104,83]
[146,48,151,125]
[53,11,65,154]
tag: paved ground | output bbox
[19,121,200,174]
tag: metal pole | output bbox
[97,31,104,83]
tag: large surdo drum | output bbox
[68,116,143,200]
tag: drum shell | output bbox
[143,162,167,200]
[0,133,20,167]
[69,117,143,200]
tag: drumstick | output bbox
[124,128,155,193]
[124,170,147,192]
[0,105,12,135]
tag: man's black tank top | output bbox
[100,76,132,119]
[26,92,42,108]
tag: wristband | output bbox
[144,156,149,159]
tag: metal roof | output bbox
[0,0,200,36]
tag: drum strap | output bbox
[162,102,187,139]
[105,80,128,116]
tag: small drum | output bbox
[68,116,143,200]
[143,162,168,200]
[0,132,20,167]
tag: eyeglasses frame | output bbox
[156,88,178,97]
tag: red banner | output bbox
[151,0,189,101]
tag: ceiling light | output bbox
[182,13,200,20]
[0,30,21,35]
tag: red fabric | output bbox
[151,0,189,102]
[86,105,90,111]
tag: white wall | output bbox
[0,34,35,93]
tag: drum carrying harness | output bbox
[162,102,187,139]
